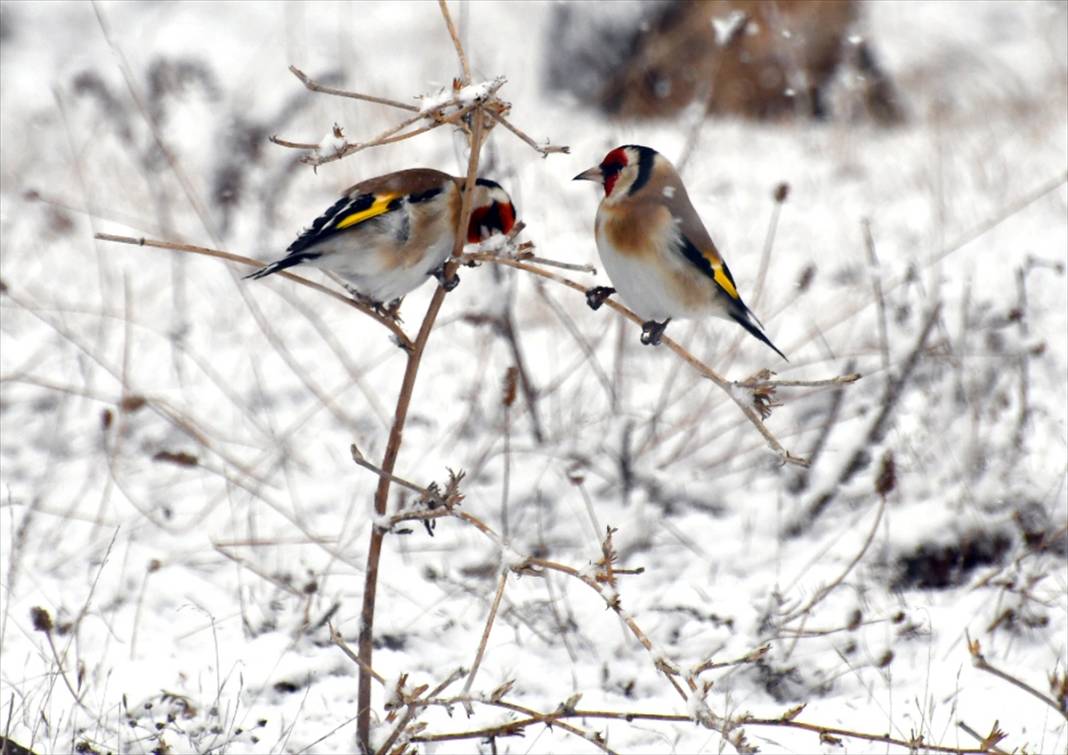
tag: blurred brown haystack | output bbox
[548,0,902,123]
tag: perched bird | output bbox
[573,145,786,359]
[248,169,516,307]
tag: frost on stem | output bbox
[316,123,348,159]
[418,77,505,114]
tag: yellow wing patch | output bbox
[710,259,740,301]
[335,193,400,230]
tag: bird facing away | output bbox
[247,169,516,307]
[573,145,786,360]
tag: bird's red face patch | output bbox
[467,201,516,243]
[600,148,629,196]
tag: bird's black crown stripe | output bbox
[475,177,503,190]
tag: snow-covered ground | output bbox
[1,2,1066,753]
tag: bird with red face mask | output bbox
[248,169,516,308]
[573,145,786,360]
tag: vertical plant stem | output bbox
[356,110,485,753]
[460,568,509,709]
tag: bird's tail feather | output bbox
[244,252,320,280]
[729,306,788,362]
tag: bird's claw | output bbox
[432,265,460,292]
[640,318,670,346]
[585,286,616,311]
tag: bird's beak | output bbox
[572,166,602,183]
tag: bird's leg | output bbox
[431,263,460,292]
[585,286,616,311]
[640,317,671,346]
[339,281,398,318]
[340,280,372,305]
[378,298,404,323]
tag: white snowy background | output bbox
[1,1,1066,753]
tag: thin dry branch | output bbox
[778,491,887,630]
[968,635,1068,722]
[793,303,942,534]
[487,108,571,157]
[459,569,508,709]
[288,65,418,112]
[437,0,471,84]
[863,218,891,376]
[464,251,854,466]
[92,233,412,348]
[402,695,996,755]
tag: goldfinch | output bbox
[573,145,786,360]
[248,169,516,306]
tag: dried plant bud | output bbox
[502,366,518,408]
[773,182,790,203]
[31,606,53,632]
[876,649,894,668]
[331,123,344,139]
[875,450,896,496]
[847,608,862,631]
[796,264,816,292]
[152,450,198,467]
[120,395,146,412]
[147,559,162,573]
[101,408,113,430]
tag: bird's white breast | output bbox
[595,209,707,322]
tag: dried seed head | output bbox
[875,450,896,496]
[774,182,790,203]
[502,366,518,408]
[31,606,53,632]
[120,394,147,412]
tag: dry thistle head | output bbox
[740,369,781,419]
[31,606,53,632]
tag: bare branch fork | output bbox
[274,59,567,166]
